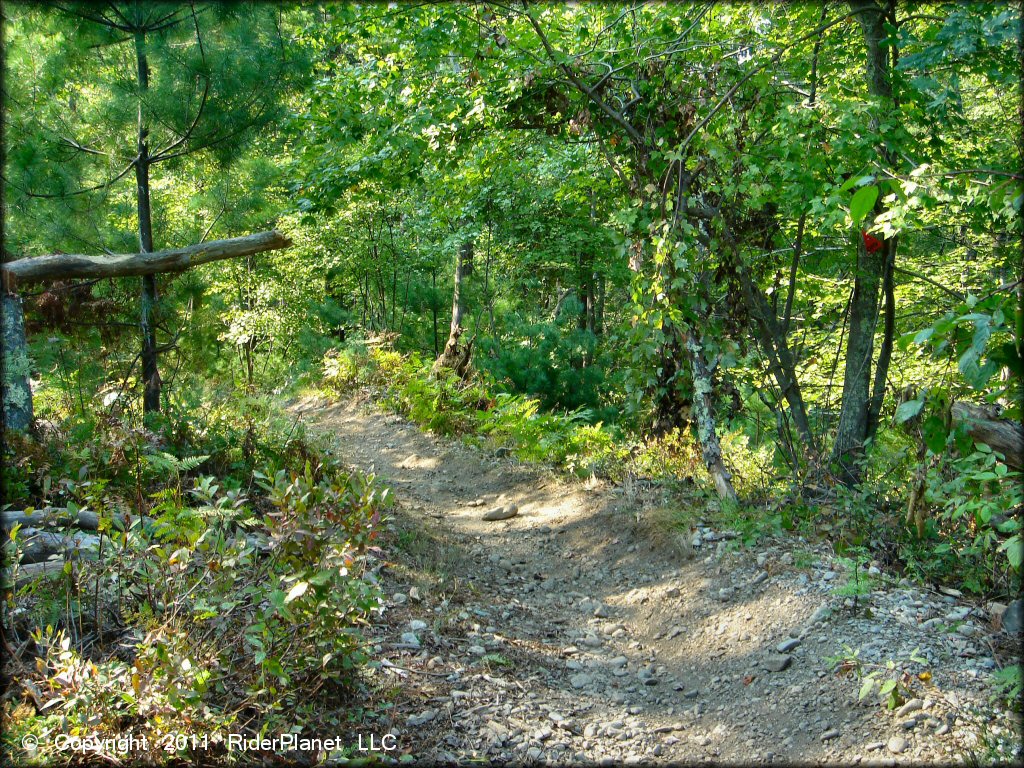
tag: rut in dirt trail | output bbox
[290,394,1020,765]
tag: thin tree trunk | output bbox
[831,237,883,483]
[831,0,898,485]
[432,239,473,378]
[782,213,806,335]
[682,328,738,502]
[484,225,494,331]
[866,240,896,441]
[135,30,160,415]
[391,267,398,330]
[431,268,439,357]
[738,268,819,458]
[360,271,368,328]
[577,253,590,333]
[450,240,470,334]
[399,272,412,336]
[2,230,292,281]
[1,292,33,432]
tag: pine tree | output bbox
[4,1,306,415]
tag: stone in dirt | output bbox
[763,654,792,672]
[1001,599,1023,634]
[409,586,422,602]
[887,736,908,754]
[820,728,840,741]
[895,698,922,717]
[570,673,593,689]
[777,638,801,653]
[483,504,519,521]
[807,604,831,625]
[408,709,437,726]
[401,632,421,647]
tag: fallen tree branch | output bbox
[1,507,103,531]
[952,402,1024,471]
[1,229,292,282]
[15,528,100,564]
[2,560,68,588]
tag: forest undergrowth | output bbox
[2,388,395,764]
[319,341,1023,601]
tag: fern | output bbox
[145,451,210,475]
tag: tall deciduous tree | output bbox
[830,0,902,485]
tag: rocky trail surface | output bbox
[291,395,1021,765]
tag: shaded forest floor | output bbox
[291,394,1022,765]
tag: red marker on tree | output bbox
[862,231,883,253]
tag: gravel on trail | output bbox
[291,395,1023,765]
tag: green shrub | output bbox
[4,406,390,764]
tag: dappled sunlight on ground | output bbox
[288,394,1023,764]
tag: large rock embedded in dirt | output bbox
[482,504,519,521]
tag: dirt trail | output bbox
[292,395,1021,765]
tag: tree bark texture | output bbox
[683,329,739,502]
[432,240,474,378]
[135,30,161,414]
[952,402,1024,471]
[831,0,899,485]
[1,230,293,282]
[1,293,34,432]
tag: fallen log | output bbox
[1,507,103,531]
[16,528,100,564]
[1,229,292,282]
[1,560,68,588]
[952,402,1024,471]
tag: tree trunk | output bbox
[683,329,738,502]
[831,236,882,483]
[866,241,896,441]
[1,507,104,531]
[134,30,161,415]
[431,240,474,378]
[831,0,898,485]
[738,267,818,458]
[431,268,439,357]
[16,528,100,564]
[1,292,33,432]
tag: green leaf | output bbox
[922,415,949,454]
[894,399,924,423]
[285,581,309,603]
[850,185,880,226]
[1000,536,1023,569]
[859,677,876,700]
